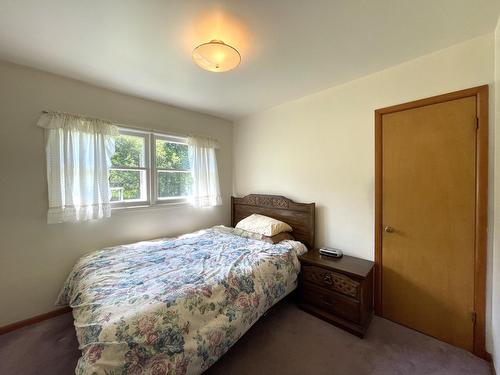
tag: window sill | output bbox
[111,201,191,213]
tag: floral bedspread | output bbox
[57,225,307,375]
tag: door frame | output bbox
[374,85,489,359]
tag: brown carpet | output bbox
[0,300,491,375]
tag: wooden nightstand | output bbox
[298,249,375,337]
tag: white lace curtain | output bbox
[38,112,118,223]
[188,136,222,208]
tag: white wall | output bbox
[0,61,233,326]
[234,34,495,351]
[492,16,500,370]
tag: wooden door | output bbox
[375,87,489,356]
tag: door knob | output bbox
[384,226,394,233]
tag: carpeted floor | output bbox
[0,300,492,375]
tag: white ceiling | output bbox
[0,0,499,120]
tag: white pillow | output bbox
[235,214,292,236]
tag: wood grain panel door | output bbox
[380,96,477,351]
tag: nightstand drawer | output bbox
[302,265,360,299]
[300,283,360,323]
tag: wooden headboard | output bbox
[231,194,315,249]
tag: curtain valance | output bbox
[187,136,219,149]
[37,111,119,136]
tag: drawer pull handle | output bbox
[323,273,332,285]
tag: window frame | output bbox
[110,127,191,209]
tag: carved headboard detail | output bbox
[231,194,315,249]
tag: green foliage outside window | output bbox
[111,134,145,168]
[156,139,192,198]
[110,170,142,201]
[156,140,189,170]
[157,172,192,198]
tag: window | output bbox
[110,130,149,205]
[109,128,192,207]
[155,135,192,200]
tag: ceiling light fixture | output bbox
[192,39,241,72]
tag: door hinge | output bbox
[476,117,479,130]
[471,311,477,324]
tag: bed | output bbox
[58,194,315,375]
